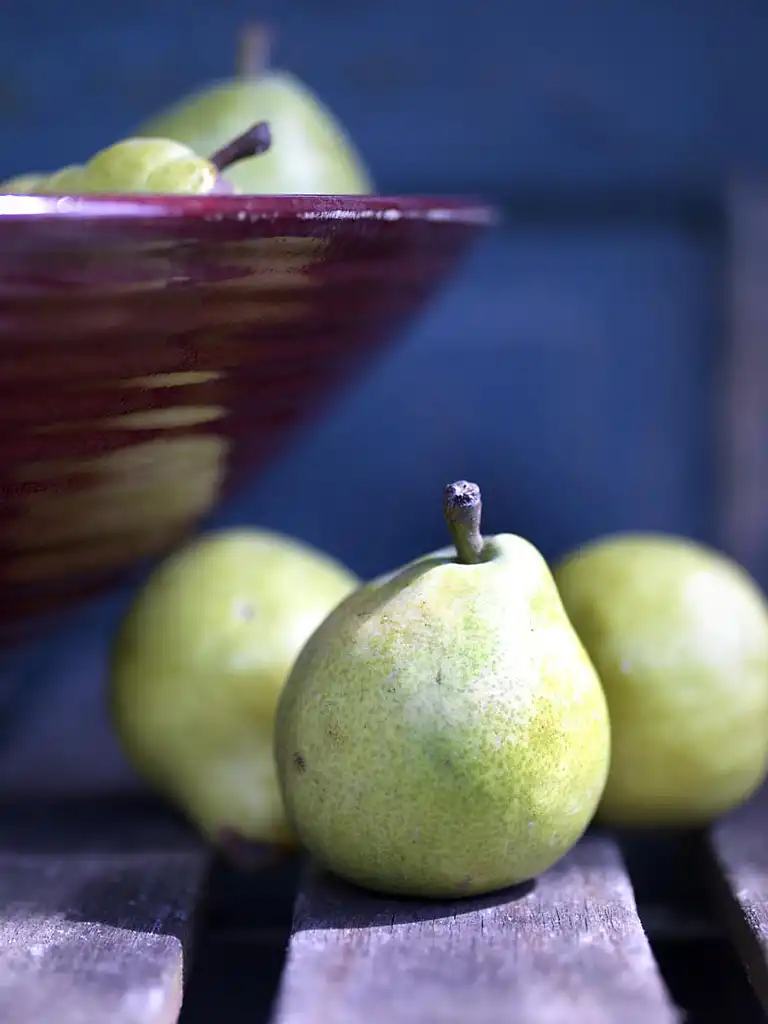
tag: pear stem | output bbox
[238,23,272,79]
[210,121,272,172]
[443,481,484,565]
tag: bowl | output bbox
[0,193,494,645]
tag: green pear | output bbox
[35,122,272,197]
[553,533,768,828]
[109,528,360,863]
[135,25,373,196]
[274,482,610,899]
[1,172,47,193]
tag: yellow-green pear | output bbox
[1,172,47,193]
[554,533,768,828]
[275,482,610,899]
[109,528,359,862]
[34,122,272,197]
[135,25,373,196]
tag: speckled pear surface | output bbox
[109,528,359,857]
[274,483,610,899]
[554,533,768,827]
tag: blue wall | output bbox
[2,1,768,193]
[0,0,757,792]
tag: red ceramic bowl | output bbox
[0,193,494,645]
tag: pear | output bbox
[109,528,360,866]
[553,533,768,828]
[135,25,373,196]
[36,122,272,196]
[274,482,610,899]
[1,172,47,193]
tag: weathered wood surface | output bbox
[705,784,768,1013]
[719,180,768,589]
[0,797,210,1024]
[272,832,679,1024]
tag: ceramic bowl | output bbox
[0,193,494,645]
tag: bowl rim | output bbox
[0,193,498,226]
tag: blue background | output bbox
[0,0,762,792]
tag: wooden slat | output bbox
[719,179,768,589]
[704,785,768,1013]
[271,832,679,1024]
[0,797,210,1024]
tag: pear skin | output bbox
[109,528,359,859]
[275,482,610,898]
[1,172,47,193]
[136,26,372,196]
[554,533,768,827]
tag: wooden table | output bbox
[0,788,764,1024]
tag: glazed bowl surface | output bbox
[0,193,493,644]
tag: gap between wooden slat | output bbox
[704,785,768,1014]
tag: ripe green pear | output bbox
[109,528,359,856]
[554,533,768,828]
[275,482,610,898]
[34,122,272,197]
[1,172,47,193]
[136,26,372,196]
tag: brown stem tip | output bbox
[237,22,273,79]
[443,480,484,565]
[210,121,272,173]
